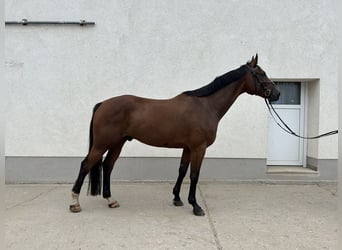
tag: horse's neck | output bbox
[208,79,247,120]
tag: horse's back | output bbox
[94,94,179,130]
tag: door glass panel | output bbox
[271,82,301,105]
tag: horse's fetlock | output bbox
[103,190,111,199]
[72,191,80,198]
[188,196,196,205]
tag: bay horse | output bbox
[69,54,280,216]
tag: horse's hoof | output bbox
[193,208,205,216]
[108,200,120,208]
[69,204,81,213]
[173,199,184,206]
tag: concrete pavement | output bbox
[5,182,338,250]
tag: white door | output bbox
[267,82,306,166]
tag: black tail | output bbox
[87,102,103,196]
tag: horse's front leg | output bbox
[173,148,190,206]
[188,147,206,216]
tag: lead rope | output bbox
[265,99,338,139]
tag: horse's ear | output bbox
[247,56,254,66]
[247,54,257,68]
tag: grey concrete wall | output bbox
[5,157,337,184]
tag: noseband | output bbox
[245,65,273,97]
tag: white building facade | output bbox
[5,1,338,182]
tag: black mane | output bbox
[183,65,247,97]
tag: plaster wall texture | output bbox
[5,1,338,160]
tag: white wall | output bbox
[5,0,338,160]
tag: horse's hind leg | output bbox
[70,158,88,212]
[70,148,105,213]
[102,141,125,208]
[173,148,190,206]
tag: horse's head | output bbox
[245,54,280,102]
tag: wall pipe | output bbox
[5,19,95,26]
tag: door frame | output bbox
[267,81,308,167]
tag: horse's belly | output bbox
[130,125,187,149]
[136,137,185,148]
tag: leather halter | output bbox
[245,65,272,97]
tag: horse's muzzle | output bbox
[268,92,280,102]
